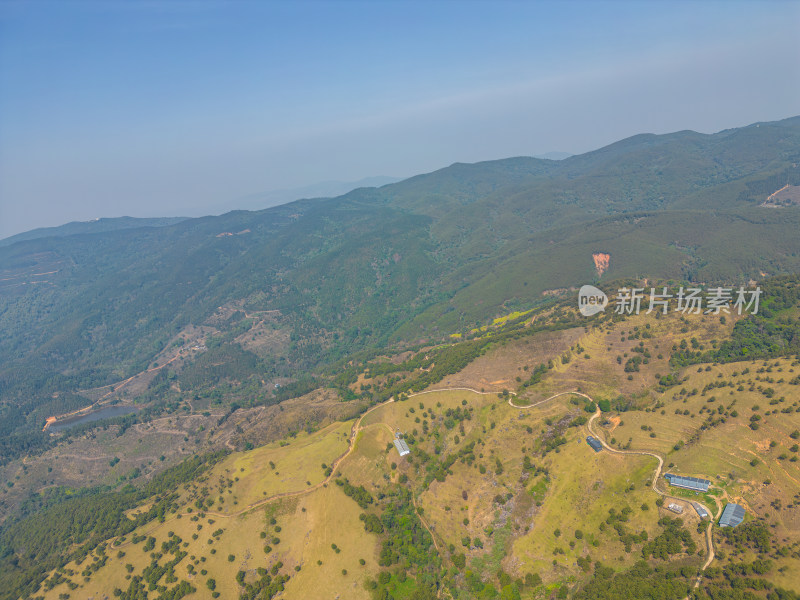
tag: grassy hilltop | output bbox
[3,275,799,599]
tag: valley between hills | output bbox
[2,117,800,599]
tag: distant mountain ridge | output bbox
[3,117,800,600]
[1,178,403,246]
[0,216,189,247]
[533,151,572,160]
[218,175,403,212]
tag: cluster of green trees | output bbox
[112,574,196,600]
[0,423,50,467]
[641,517,697,560]
[517,363,548,391]
[575,513,791,598]
[717,521,772,554]
[362,486,441,600]
[0,450,226,598]
[176,342,262,391]
[415,441,477,488]
[738,166,800,203]
[127,543,190,598]
[460,569,532,599]
[335,478,374,509]
[575,561,691,600]
[360,512,384,534]
[442,405,472,430]
[601,506,648,553]
[700,563,798,599]
[672,275,800,368]
[237,563,289,600]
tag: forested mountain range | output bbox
[1,116,800,462]
[0,216,189,248]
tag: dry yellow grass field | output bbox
[34,308,800,598]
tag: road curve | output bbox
[587,407,716,591]
[415,386,717,590]
[206,396,396,518]
[43,353,183,431]
[509,389,594,409]
[110,397,396,548]
[109,384,717,594]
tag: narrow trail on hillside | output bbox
[109,384,718,595]
[110,398,395,550]
[464,384,719,592]
[195,398,394,518]
[43,353,183,431]
[410,386,511,398]
[586,407,717,593]
[414,385,719,588]
[507,389,593,409]
[411,494,441,554]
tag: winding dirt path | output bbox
[415,386,718,580]
[111,397,396,550]
[412,494,441,554]
[198,398,395,519]
[410,386,509,398]
[43,354,183,431]
[448,385,719,590]
[586,407,717,591]
[508,389,593,409]
[108,384,718,595]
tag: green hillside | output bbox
[3,275,799,600]
[1,117,800,469]
[0,216,190,248]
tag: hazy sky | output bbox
[1,1,798,239]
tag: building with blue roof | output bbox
[719,503,745,528]
[691,502,710,519]
[664,473,711,492]
[586,436,603,452]
[393,432,410,457]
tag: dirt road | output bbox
[43,354,182,431]
[587,407,716,591]
[108,384,718,593]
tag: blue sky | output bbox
[1,0,798,238]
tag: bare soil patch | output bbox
[436,328,583,392]
[761,184,800,207]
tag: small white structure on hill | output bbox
[667,502,684,514]
[393,431,410,457]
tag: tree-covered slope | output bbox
[1,116,800,456]
[0,216,190,248]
